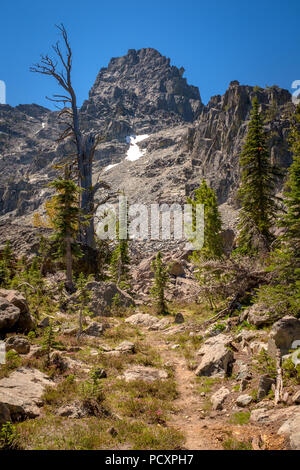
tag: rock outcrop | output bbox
[0,290,34,336]
[195,334,234,377]
[0,367,54,422]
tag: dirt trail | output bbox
[147,331,221,450]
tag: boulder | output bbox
[278,415,300,450]
[249,341,267,355]
[0,367,54,421]
[0,402,11,425]
[122,366,168,383]
[195,334,234,377]
[257,374,274,401]
[56,400,106,419]
[163,324,186,336]
[174,313,184,324]
[268,316,300,357]
[251,406,299,424]
[115,341,135,353]
[125,313,169,330]
[83,322,109,337]
[56,402,87,419]
[5,336,30,354]
[235,361,252,381]
[251,406,300,450]
[0,299,20,332]
[0,289,28,314]
[38,317,50,329]
[86,281,135,316]
[169,260,186,276]
[0,290,34,335]
[211,387,230,410]
[242,303,273,327]
[236,394,253,407]
[92,368,107,379]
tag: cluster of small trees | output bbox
[188,95,300,318]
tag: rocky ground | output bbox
[0,279,299,450]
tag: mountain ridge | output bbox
[0,48,294,237]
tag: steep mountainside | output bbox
[0,48,294,234]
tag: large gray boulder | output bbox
[251,406,300,450]
[0,299,20,332]
[5,335,30,354]
[195,334,234,377]
[241,303,273,327]
[125,313,169,330]
[0,289,29,314]
[236,394,253,407]
[0,290,34,335]
[278,415,300,450]
[122,366,168,383]
[211,387,230,410]
[0,367,54,421]
[268,316,300,357]
[86,281,135,316]
[83,321,110,338]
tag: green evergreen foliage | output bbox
[151,252,169,315]
[255,104,300,317]
[280,105,300,267]
[50,177,81,257]
[187,179,223,260]
[50,175,81,290]
[75,272,93,341]
[0,241,13,287]
[109,220,130,289]
[41,322,56,368]
[237,97,280,254]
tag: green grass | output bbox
[229,411,250,425]
[195,376,220,394]
[16,415,184,450]
[223,437,252,450]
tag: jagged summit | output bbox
[81,47,202,132]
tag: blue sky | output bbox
[1,0,300,108]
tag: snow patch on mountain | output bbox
[125,135,149,161]
[104,163,120,172]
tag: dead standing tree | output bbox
[31,24,103,248]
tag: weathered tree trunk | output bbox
[77,138,96,248]
[31,25,99,250]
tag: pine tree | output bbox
[75,272,93,342]
[281,104,300,264]
[0,241,13,287]
[42,322,55,368]
[50,171,81,291]
[254,105,300,317]
[237,96,279,254]
[188,179,223,260]
[151,252,169,315]
[109,221,130,288]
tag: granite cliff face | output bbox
[0,48,294,236]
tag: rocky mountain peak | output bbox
[81,48,202,133]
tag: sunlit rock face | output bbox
[0,49,293,242]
